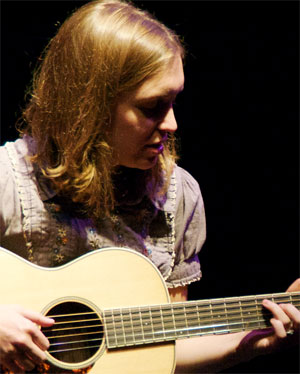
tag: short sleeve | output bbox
[165,166,206,288]
[0,145,23,246]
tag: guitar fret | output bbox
[238,298,245,330]
[191,304,203,335]
[121,308,135,346]
[141,307,154,342]
[103,310,118,348]
[224,300,230,332]
[222,299,243,332]
[195,303,201,324]
[186,304,200,328]
[112,309,126,347]
[183,305,189,333]
[254,297,262,329]
[194,302,215,334]
[131,308,143,343]
[173,304,185,338]
[159,306,166,339]
[138,307,145,343]
[161,305,173,338]
[119,308,127,345]
[211,300,229,334]
[195,303,202,333]
[140,307,157,343]
[209,301,216,333]
[170,305,177,338]
[150,307,157,341]
[103,290,300,350]
[240,297,260,330]
[128,309,136,344]
[146,307,161,341]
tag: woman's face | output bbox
[110,55,185,170]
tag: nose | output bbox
[158,107,178,134]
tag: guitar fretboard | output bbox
[103,291,300,349]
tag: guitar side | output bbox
[0,247,176,374]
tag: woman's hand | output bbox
[0,304,54,373]
[238,278,300,360]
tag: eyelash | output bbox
[139,101,176,119]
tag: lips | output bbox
[145,142,164,154]
[146,135,167,148]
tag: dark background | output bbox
[1,0,299,372]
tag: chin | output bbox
[121,156,158,170]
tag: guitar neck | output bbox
[104,291,300,349]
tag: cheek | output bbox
[114,110,153,142]
[111,112,140,156]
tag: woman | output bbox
[0,1,299,373]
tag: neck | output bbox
[103,291,300,349]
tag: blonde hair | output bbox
[20,0,185,218]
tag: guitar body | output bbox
[0,247,176,374]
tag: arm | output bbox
[169,280,300,373]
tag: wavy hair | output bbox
[19,0,185,218]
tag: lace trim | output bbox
[162,170,176,281]
[5,142,35,261]
[5,138,179,280]
[166,272,202,289]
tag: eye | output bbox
[138,100,174,119]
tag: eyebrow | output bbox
[136,86,185,102]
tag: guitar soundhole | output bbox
[42,301,103,366]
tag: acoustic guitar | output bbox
[1,246,299,374]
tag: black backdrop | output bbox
[1,1,299,372]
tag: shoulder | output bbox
[1,136,34,162]
[174,165,200,189]
[0,136,35,192]
[173,165,203,206]
[0,141,22,230]
[0,142,14,186]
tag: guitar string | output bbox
[43,300,300,336]
[43,299,300,330]
[44,308,275,334]
[42,292,300,353]
[43,302,300,352]
[45,306,272,327]
[48,324,259,355]
[46,315,272,340]
[45,295,300,321]
[46,316,272,354]
[44,313,275,339]
[45,302,299,354]
[46,317,274,354]
[44,291,300,320]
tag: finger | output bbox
[22,340,48,365]
[2,358,25,374]
[279,303,300,328]
[21,309,55,327]
[262,299,291,329]
[30,324,51,351]
[14,354,36,372]
[270,318,287,339]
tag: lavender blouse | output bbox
[0,136,206,288]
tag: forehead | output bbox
[133,56,185,101]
